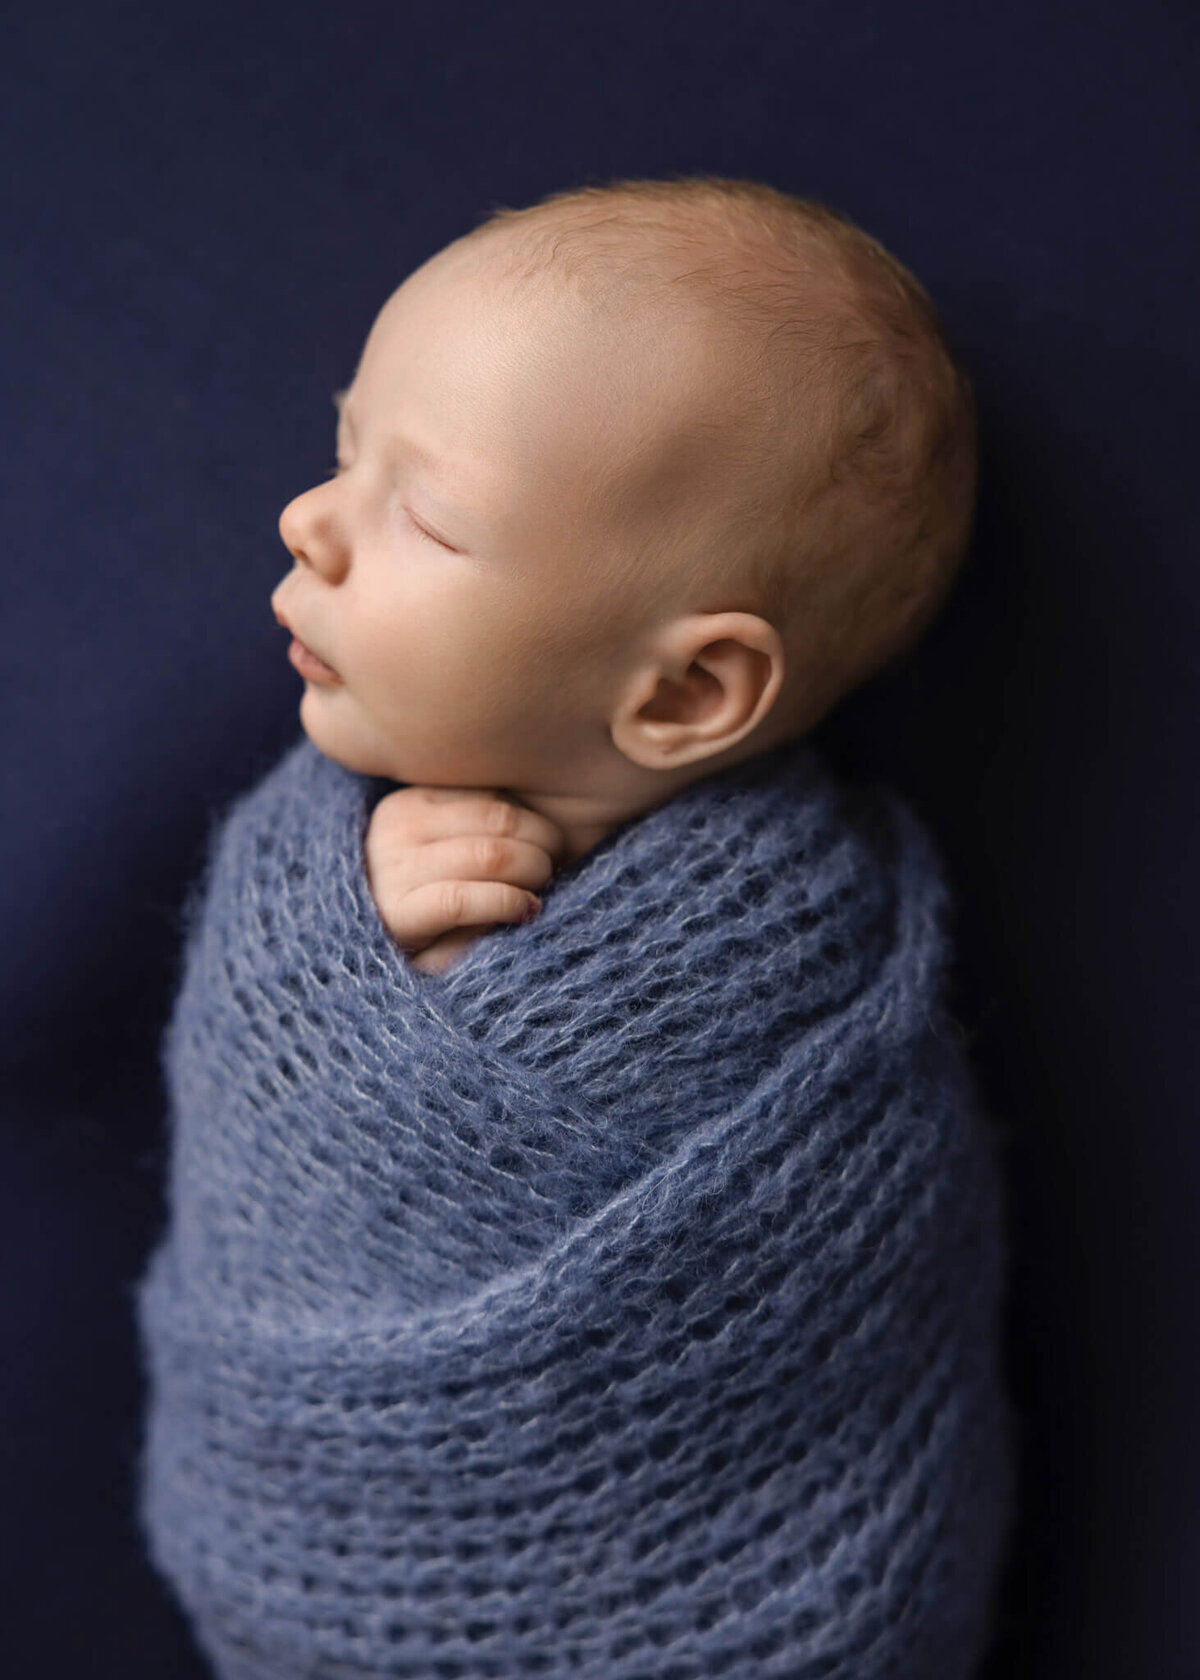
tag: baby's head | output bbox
[273,176,975,853]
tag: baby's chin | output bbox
[297,701,511,792]
[297,694,402,782]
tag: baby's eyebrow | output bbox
[331,387,466,488]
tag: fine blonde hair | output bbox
[461,173,977,733]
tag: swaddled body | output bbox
[135,731,1015,1680]
[138,176,1017,1675]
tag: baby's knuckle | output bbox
[474,834,509,876]
[484,797,521,840]
[438,880,467,923]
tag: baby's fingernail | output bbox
[522,897,542,923]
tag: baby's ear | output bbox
[610,612,785,772]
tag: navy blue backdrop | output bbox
[3,3,1197,1675]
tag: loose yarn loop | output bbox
[134,734,1016,1679]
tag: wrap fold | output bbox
[135,734,1015,1679]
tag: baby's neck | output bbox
[506,790,633,871]
[508,777,690,872]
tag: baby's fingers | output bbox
[388,877,540,953]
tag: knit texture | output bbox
[134,732,1016,1680]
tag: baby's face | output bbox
[272,238,749,792]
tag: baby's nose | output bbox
[278,491,311,558]
[278,486,347,576]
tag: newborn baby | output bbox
[270,175,974,974]
[139,176,1013,1680]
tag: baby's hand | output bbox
[364,786,566,976]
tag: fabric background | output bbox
[2,2,1197,1676]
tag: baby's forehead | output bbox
[437,244,752,422]
[398,229,860,517]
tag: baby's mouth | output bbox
[279,627,341,685]
[274,603,342,684]
[288,636,342,684]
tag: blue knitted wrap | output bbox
[134,733,1015,1680]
